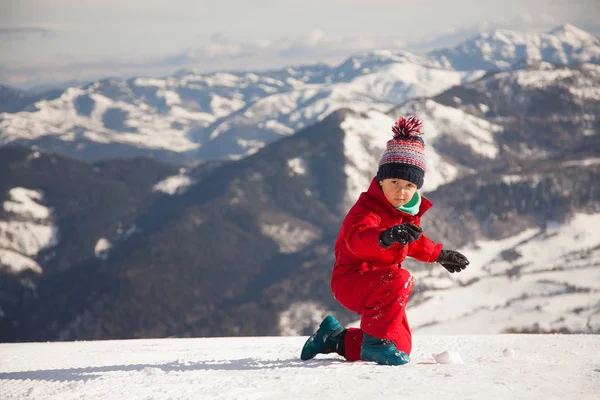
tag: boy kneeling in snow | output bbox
[300,116,469,365]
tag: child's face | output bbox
[379,178,417,208]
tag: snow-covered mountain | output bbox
[429,24,600,71]
[3,24,596,165]
[278,108,600,336]
[2,97,598,342]
[1,24,599,342]
[277,103,600,335]
[2,26,597,167]
[0,51,482,162]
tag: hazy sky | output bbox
[1,0,599,88]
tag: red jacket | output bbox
[332,178,442,278]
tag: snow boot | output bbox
[360,333,410,365]
[300,315,346,360]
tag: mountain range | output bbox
[1,24,598,164]
[0,24,599,341]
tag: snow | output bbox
[503,348,515,357]
[184,55,486,159]
[241,90,306,125]
[278,302,329,336]
[152,174,194,195]
[0,249,42,274]
[341,111,393,207]
[133,78,167,89]
[287,157,307,176]
[94,238,112,260]
[410,99,501,159]
[209,94,246,119]
[89,93,112,123]
[407,213,600,334]
[169,106,215,122]
[261,119,294,135]
[510,69,576,89]
[501,174,543,185]
[550,23,600,46]
[349,62,480,104]
[569,86,600,100]
[157,90,182,106]
[561,158,600,167]
[0,220,57,258]
[432,350,463,365]
[259,222,321,254]
[203,73,243,88]
[0,85,201,153]
[432,25,600,71]
[391,98,507,192]
[2,26,599,164]
[3,188,51,220]
[339,104,502,201]
[234,138,265,156]
[0,188,58,274]
[0,335,598,400]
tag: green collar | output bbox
[396,191,421,215]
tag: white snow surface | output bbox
[0,335,598,400]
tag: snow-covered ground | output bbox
[1,335,598,400]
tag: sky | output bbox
[1,0,599,88]
[1,335,599,399]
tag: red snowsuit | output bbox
[331,178,442,361]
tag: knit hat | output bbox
[376,116,426,189]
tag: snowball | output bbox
[503,348,515,357]
[432,351,464,364]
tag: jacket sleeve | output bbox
[407,233,443,263]
[343,205,389,260]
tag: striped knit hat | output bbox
[376,116,426,189]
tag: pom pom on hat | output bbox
[376,116,427,189]
[392,116,423,139]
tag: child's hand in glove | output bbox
[436,249,470,273]
[379,223,423,248]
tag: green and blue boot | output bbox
[300,315,346,360]
[360,333,410,365]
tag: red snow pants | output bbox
[331,266,414,361]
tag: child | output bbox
[300,116,470,366]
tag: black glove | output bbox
[436,249,470,273]
[379,223,423,248]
